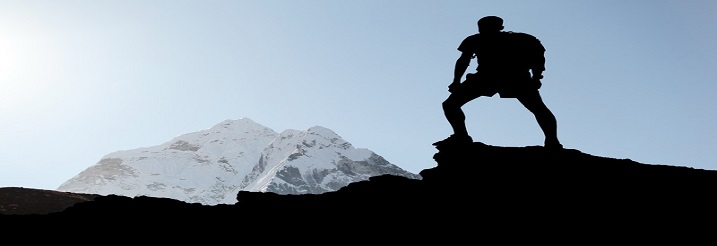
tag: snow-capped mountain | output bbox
[56,118,421,205]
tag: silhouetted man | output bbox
[433,16,562,149]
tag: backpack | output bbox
[504,31,546,72]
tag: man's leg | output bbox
[433,91,480,145]
[517,92,562,148]
[442,93,472,137]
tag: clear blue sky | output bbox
[1,0,716,190]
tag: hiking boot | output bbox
[432,134,473,146]
[544,140,563,149]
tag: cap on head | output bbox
[478,16,504,32]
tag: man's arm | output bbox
[449,52,473,92]
[532,68,544,80]
[529,49,546,89]
[530,38,546,80]
[530,57,545,80]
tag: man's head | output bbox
[478,16,504,33]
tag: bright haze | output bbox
[1,1,716,190]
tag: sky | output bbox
[1,0,716,190]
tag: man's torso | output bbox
[458,31,544,98]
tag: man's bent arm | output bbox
[531,68,544,79]
[531,48,546,79]
[452,52,473,85]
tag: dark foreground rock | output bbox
[3,143,716,236]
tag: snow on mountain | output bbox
[56,117,421,205]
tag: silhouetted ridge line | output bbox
[5,143,717,230]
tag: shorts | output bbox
[457,72,538,99]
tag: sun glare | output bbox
[0,28,65,119]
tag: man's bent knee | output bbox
[442,98,464,111]
[442,94,473,110]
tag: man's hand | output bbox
[448,82,461,93]
[531,73,543,89]
[531,78,542,89]
[530,78,543,89]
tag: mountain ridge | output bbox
[5,142,716,216]
[55,117,420,205]
[2,142,716,238]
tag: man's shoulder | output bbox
[458,33,481,51]
[506,31,538,39]
[463,33,481,41]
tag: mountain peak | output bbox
[212,117,266,131]
[306,125,333,133]
[306,125,351,147]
